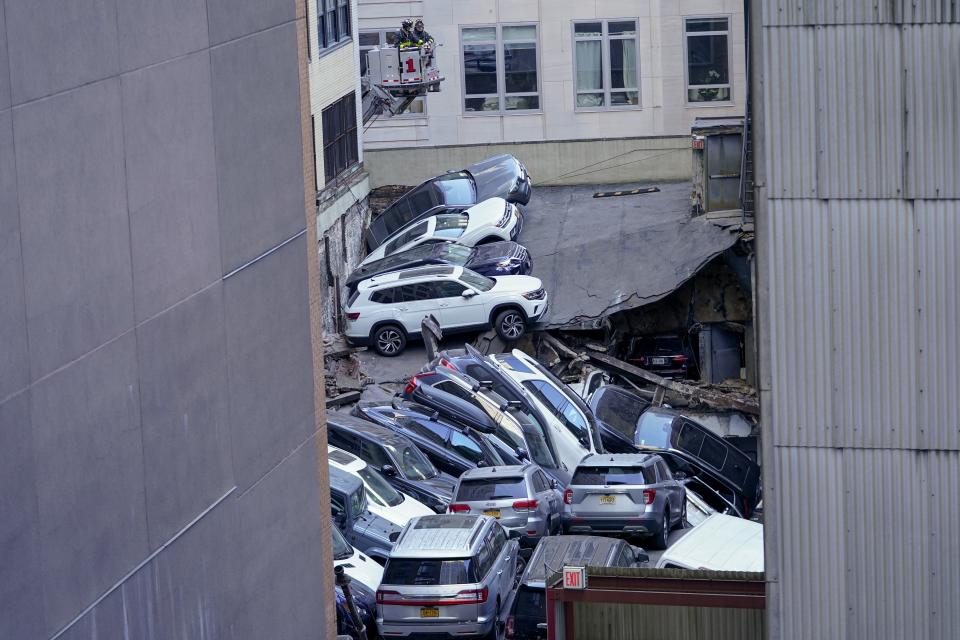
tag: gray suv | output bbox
[449,463,563,548]
[562,453,686,549]
[377,514,521,638]
[330,466,400,564]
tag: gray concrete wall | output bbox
[0,1,333,638]
[363,136,693,188]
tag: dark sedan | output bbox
[353,400,515,478]
[366,154,532,250]
[326,411,456,513]
[345,240,530,294]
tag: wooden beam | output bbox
[584,349,760,415]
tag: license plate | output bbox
[651,357,667,365]
[600,495,616,505]
[420,607,439,618]
[483,509,501,518]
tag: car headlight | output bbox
[522,288,546,300]
[496,258,520,270]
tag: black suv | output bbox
[325,411,456,513]
[354,400,515,478]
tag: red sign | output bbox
[563,566,587,590]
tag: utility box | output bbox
[366,45,441,93]
[691,117,744,215]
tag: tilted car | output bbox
[326,411,456,513]
[329,467,401,564]
[344,266,548,356]
[360,198,522,268]
[328,445,435,528]
[332,521,384,591]
[366,153,532,251]
[654,513,763,571]
[401,367,568,485]
[346,240,531,295]
[625,333,699,380]
[563,453,686,549]
[377,514,521,639]
[353,400,514,478]
[506,535,648,640]
[449,463,563,547]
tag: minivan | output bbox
[377,514,521,638]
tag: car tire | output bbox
[651,508,670,550]
[372,324,406,357]
[494,309,527,342]
[673,500,687,531]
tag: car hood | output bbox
[466,154,523,202]
[334,547,384,591]
[464,197,509,231]
[354,510,401,547]
[490,274,543,294]
[466,241,526,269]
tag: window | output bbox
[359,30,425,115]
[319,0,351,51]
[462,25,539,113]
[360,440,392,469]
[383,221,428,256]
[449,431,484,464]
[573,20,640,109]
[435,281,467,298]
[321,92,358,185]
[383,558,477,585]
[571,465,656,486]
[656,460,672,482]
[405,419,450,446]
[329,427,359,452]
[522,380,590,443]
[457,478,528,501]
[685,17,731,103]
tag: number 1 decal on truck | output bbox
[405,57,416,73]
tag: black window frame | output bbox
[321,92,359,185]
[318,0,352,52]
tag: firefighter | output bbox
[411,19,434,48]
[396,19,416,49]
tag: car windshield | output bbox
[635,412,673,447]
[383,221,429,256]
[433,214,469,239]
[357,466,404,507]
[457,477,527,501]
[384,442,439,480]
[513,586,547,622]
[572,465,655,486]
[512,410,558,469]
[432,172,476,205]
[331,524,354,560]
[383,558,477,585]
[460,269,495,292]
[350,486,368,514]
[436,243,473,265]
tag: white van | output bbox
[328,445,434,527]
[655,513,764,572]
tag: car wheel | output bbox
[673,500,687,530]
[495,309,526,341]
[372,324,406,357]
[651,508,670,550]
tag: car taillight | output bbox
[403,372,429,395]
[673,355,688,363]
[448,503,470,513]
[642,489,657,505]
[512,499,539,511]
[506,615,515,638]
[346,311,360,320]
[438,357,457,371]
[456,587,488,604]
[376,589,401,605]
[563,489,573,504]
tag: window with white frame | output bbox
[461,25,539,113]
[685,17,731,103]
[573,20,640,109]
[318,0,351,52]
[359,30,425,115]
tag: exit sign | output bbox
[563,566,587,590]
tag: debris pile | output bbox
[323,336,371,408]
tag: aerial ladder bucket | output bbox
[362,44,443,124]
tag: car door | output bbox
[447,430,489,470]
[393,282,443,334]
[403,419,462,477]
[493,525,515,598]
[433,279,484,330]
[656,459,683,520]
[534,469,560,522]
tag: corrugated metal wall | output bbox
[571,602,765,640]
[757,1,960,638]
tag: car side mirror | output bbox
[515,448,529,461]
[635,550,650,564]
[388,531,400,543]
[550,478,559,490]
[381,464,397,477]
[477,460,487,467]
[507,528,522,540]
[462,288,478,298]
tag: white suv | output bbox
[345,266,548,356]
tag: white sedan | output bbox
[359,197,521,267]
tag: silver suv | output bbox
[377,514,520,638]
[562,453,686,549]
[449,463,563,547]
